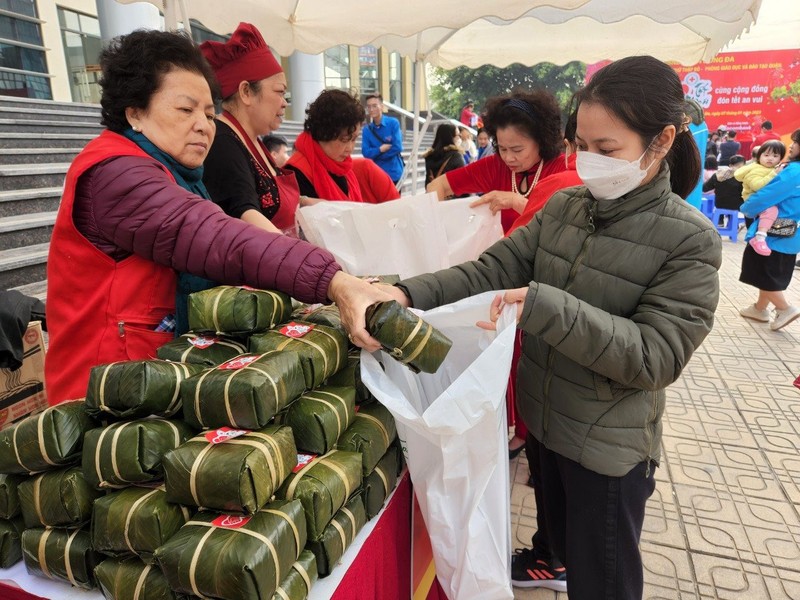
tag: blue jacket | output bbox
[741,161,800,254]
[361,115,404,182]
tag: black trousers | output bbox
[528,436,655,600]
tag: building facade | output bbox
[0,0,417,116]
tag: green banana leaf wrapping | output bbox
[91,486,191,559]
[306,493,366,577]
[0,401,97,475]
[291,304,346,338]
[278,386,356,454]
[82,419,195,490]
[162,425,297,514]
[0,474,22,518]
[18,466,102,528]
[95,557,180,600]
[85,360,207,419]
[274,450,362,540]
[365,300,452,374]
[188,286,292,334]
[0,517,24,568]
[336,403,397,475]
[249,322,348,389]
[362,446,401,520]
[325,352,374,404]
[270,550,317,600]
[157,332,248,367]
[180,352,306,430]
[21,527,101,589]
[154,499,307,600]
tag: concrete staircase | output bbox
[0,95,433,301]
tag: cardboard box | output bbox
[0,321,47,429]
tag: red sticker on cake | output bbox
[212,515,251,528]
[205,427,249,444]
[280,322,315,338]
[189,336,218,349]
[218,355,258,370]
[293,453,317,473]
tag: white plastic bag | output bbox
[296,193,501,279]
[360,292,515,600]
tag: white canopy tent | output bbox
[119,0,765,188]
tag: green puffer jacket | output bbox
[398,167,722,477]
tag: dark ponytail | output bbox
[666,129,701,199]
[572,55,700,199]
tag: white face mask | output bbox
[576,148,658,200]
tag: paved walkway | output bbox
[511,237,800,599]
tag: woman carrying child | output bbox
[735,140,786,255]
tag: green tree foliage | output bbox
[429,62,586,121]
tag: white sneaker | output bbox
[739,304,771,322]
[770,305,800,331]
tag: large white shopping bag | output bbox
[360,292,516,600]
[296,193,501,279]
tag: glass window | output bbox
[358,45,378,95]
[389,52,402,105]
[0,42,46,72]
[0,69,51,99]
[324,44,350,89]
[0,14,43,45]
[78,14,100,37]
[0,0,37,18]
[58,8,102,103]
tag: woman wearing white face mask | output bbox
[362,55,722,599]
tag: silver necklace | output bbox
[511,160,544,198]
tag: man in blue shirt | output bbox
[363,94,404,184]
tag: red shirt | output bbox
[352,158,400,204]
[507,153,582,234]
[753,131,781,148]
[446,152,567,231]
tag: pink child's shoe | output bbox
[750,236,772,256]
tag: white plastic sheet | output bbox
[361,292,515,600]
[296,193,502,280]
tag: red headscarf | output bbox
[200,22,283,98]
[290,132,363,202]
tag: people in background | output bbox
[365,55,721,599]
[738,129,800,330]
[476,128,495,159]
[263,134,290,167]
[457,126,478,164]
[459,100,478,127]
[423,123,465,187]
[352,157,401,203]
[45,29,388,405]
[362,93,404,184]
[735,140,786,255]
[718,129,741,166]
[753,119,781,148]
[427,90,566,233]
[704,154,718,183]
[703,154,746,210]
[200,23,297,238]
[285,89,366,201]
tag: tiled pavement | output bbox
[511,237,800,599]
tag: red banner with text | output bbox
[673,49,800,145]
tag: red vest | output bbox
[45,131,177,405]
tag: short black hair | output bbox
[727,130,737,139]
[762,120,773,130]
[262,134,288,153]
[304,89,365,142]
[483,90,562,162]
[99,29,219,134]
[365,93,383,103]
[729,154,745,166]
[756,139,786,162]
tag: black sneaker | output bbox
[511,547,567,592]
